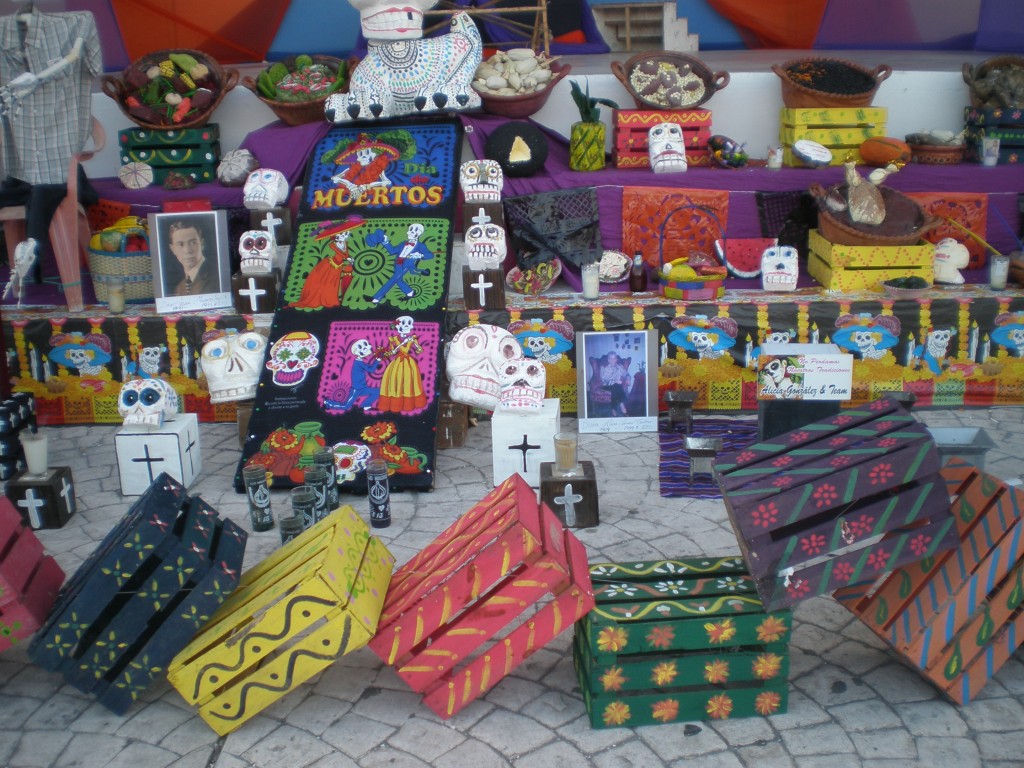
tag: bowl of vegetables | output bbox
[243,55,353,125]
[882,276,932,299]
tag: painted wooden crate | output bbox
[119,125,221,183]
[780,107,888,166]
[368,473,594,719]
[574,556,791,728]
[613,109,713,168]
[168,504,393,735]
[964,106,1024,164]
[28,473,246,714]
[807,229,934,292]
[835,459,1024,704]
[715,397,958,611]
[0,497,64,652]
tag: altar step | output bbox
[592,2,699,52]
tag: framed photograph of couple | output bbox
[576,329,659,433]
[150,210,233,313]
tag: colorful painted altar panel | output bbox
[447,287,1024,414]
[238,119,463,490]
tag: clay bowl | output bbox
[242,56,355,126]
[773,58,891,109]
[963,55,1024,108]
[611,51,729,110]
[477,62,571,119]
[505,259,562,295]
[882,280,932,299]
[810,183,940,247]
[909,143,966,165]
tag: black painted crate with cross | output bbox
[715,397,959,611]
[28,473,246,714]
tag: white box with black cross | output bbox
[491,398,560,487]
[115,413,202,495]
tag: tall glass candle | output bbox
[242,465,274,532]
[366,458,391,528]
[581,263,600,300]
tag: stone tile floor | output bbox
[1,407,1023,767]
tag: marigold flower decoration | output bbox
[705,618,737,644]
[755,690,782,716]
[752,653,783,680]
[703,658,729,684]
[597,626,629,653]
[756,615,788,643]
[651,699,680,723]
[651,661,678,686]
[600,666,627,692]
[705,693,733,720]
[646,624,675,649]
[602,701,631,726]
[361,421,398,444]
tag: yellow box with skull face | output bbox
[807,229,934,291]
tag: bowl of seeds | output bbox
[773,57,891,108]
[611,51,729,110]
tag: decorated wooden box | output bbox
[807,229,934,292]
[716,397,958,611]
[6,466,76,529]
[574,556,791,728]
[780,107,888,166]
[613,109,713,168]
[368,474,594,719]
[168,504,393,735]
[491,398,560,486]
[835,459,1024,704]
[964,106,1024,164]
[119,125,221,184]
[28,473,246,714]
[0,497,64,652]
[115,413,201,495]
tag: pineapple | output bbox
[568,79,618,172]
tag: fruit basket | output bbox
[242,55,354,126]
[772,58,891,109]
[101,49,239,130]
[477,61,571,119]
[611,51,729,110]
[810,183,940,247]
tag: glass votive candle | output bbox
[552,431,581,478]
[290,485,317,530]
[767,145,783,170]
[581,263,600,300]
[241,465,274,532]
[20,430,48,476]
[303,466,331,524]
[278,510,304,546]
[313,447,339,510]
[990,254,1010,290]
[106,275,126,314]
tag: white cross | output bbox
[239,278,267,312]
[260,211,283,245]
[554,483,583,527]
[59,475,74,514]
[17,489,45,529]
[470,274,493,307]
[471,207,491,227]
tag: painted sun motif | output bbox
[600,666,627,692]
[651,661,678,686]
[752,652,783,680]
[597,626,629,653]
[703,658,730,684]
[602,700,631,726]
[706,693,734,719]
[755,690,782,715]
[705,618,737,644]
[646,624,676,649]
[756,615,788,643]
[651,698,680,723]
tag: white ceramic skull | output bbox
[497,357,545,410]
[266,331,321,387]
[648,122,688,174]
[238,230,274,275]
[446,324,523,410]
[202,331,268,403]
[118,378,179,428]
[464,219,506,270]
[349,0,433,40]
[761,245,799,292]
[243,169,290,211]
[459,160,503,202]
[933,238,969,284]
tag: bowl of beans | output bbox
[773,58,892,109]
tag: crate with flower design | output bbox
[715,397,959,611]
[573,556,791,728]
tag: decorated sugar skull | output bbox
[761,245,799,291]
[243,168,290,210]
[497,356,545,410]
[459,160,503,202]
[464,214,506,270]
[118,378,179,428]
[648,122,688,174]
[201,330,268,403]
[238,230,274,275]
[933,238,969,284]
[446,324,523,410]
[349,0,433,39]
[267,331,320,387]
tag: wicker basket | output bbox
[100,49,239,130]
[962,55,1024,108]
[86,219,153,303]
[810,183,940,247]
[773,58,891,109]
[242,56,355,126]
[611,52,729,110]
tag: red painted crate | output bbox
[715,398,958,611]
[836,459,1024,704]
[0,497,65,651]
[368,473,594,719]
[613,109,713,168]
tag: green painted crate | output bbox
[574,556,791,728]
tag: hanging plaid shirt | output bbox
[0,7,101,185]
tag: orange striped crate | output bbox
[613,109,713,168]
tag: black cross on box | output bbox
[5,466,76,529]
[540,461,599,528]
[491,398,559,487]
[115,414,202,495]
[232,271,281,315]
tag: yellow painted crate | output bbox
[167,505,394,735]
[781,107,888,167]
[806,229,934,292]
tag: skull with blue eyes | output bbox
[201,330,268,403]
[243,168,290,210]
[118,378,180,428]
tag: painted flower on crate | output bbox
[877,437,899,448]
[800,533,826,556]
[832,561,855,582]
[772,455,794,468]
[812,483,838,508]
[771,476,795,488]
[752,502,779,528]
[646,624,675,649]
[651,699,680,723]
[847,514,875,538]
[910,533,933,557]
[602,701,631,727]
[600,666,627,692]
[597,626,629,653]
[752,652,783,680]
[755,690,782,715]
[735,450,757,463]
[786,578,810,598]
[706,693,734,719]
[604,583,638,598]
[705,618,737,644]
[867,548,891,570]
[651,661,678,686]
[653,579,690,595]
[716,575,743,591]
[703,658,730,684]
[788,431,809,443]
[868,462,895,486]
[756,615,788,643]
[828,436,848,447]
[830,454,853,468]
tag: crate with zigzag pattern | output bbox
[574,556,791,728]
